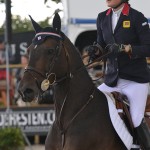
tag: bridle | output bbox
[24,40,65,98]
[24,31,83,103]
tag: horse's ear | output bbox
[52,13,61,32]
[29,15,42,33]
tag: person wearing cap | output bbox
[87,0,150,149]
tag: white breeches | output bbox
[98,78,149,127]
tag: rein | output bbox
[83,51,111,68]
[82,51,112,82]
[56,86,96,148]
[25,43,111,94]
[52,43,97,149]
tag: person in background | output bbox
[16,54,29,82]
[0,39,5,64]
[15,54,29,106]
[87,0,150,149]
[0,39,7,106]
[0,39,15,106]
[82,47,103,86]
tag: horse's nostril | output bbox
[23,88,35,101]
[24,88,33,94]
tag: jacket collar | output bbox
[106,3,130,16]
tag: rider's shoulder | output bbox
[97,9,110,19]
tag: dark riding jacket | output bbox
[97,3,150,87]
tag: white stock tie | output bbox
[112,13,118,33]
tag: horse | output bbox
[18,13,131,150]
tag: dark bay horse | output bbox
[18,13,128,150]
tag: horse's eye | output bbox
[47,48,54,54]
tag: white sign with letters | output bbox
[0,107,55,135]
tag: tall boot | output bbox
[135,118,150,150]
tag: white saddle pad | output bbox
[103,92,133,150]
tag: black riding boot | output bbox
[135,119,150,150]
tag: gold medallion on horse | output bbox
[41,79,50,91]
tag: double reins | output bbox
[24,43,111,94]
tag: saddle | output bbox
[111,92,150,135]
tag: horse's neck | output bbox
[55,40,94,105]
[54,37,95,123]
[55,65,94,96]
[54,67,95,123]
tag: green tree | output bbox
[0,0,59,34]
[0,0,60,4]
[0,15,50,34]
[0,0,4,3]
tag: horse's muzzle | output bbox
[18,88,35,102]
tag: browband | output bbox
[35,32,62,39]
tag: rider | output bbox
[87,0,150,149]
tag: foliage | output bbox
[0,0,58,34]
[11,15,33,33]
[0,0,60,4]
[38,18,50,28]
[0,15,50,34]
[0,0,4,3]
[0,101,5,107]
[0,127,25,150]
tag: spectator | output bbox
[15,54,29,106]
[82,47,103,86]
[0,39,7,106]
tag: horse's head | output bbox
[18,13,72,102]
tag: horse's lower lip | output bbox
[22,94,36,102]
[33,94,43,103]
[22,97,33,102]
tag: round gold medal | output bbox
[41,79,50,91]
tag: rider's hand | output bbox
[86,45,102,61]
[123,44,132,54]
[86,45,100,61]
[106,43,126,54]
